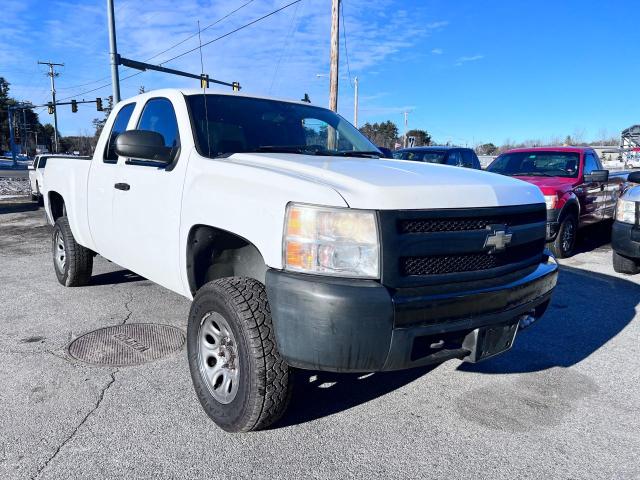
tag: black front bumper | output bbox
[265,258,558,372]
[612,221,640,259]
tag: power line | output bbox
[55,1,256,95]
[340,1,353,88]
[269,0,302,94]
[160,0,303,65]
[52,0,301,102]
[57,71,143,102]
[147,0,256,63]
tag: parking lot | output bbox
[1,204,639,479]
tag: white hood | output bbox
[227,153,544,210]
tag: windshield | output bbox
[187,94,379,158]
[393,150,447,164]
[488,151,580,178]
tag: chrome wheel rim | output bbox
[198,312,239,404]
[562,221,575,253]
[54,230,66,272]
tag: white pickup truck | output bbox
[43,89,558,432]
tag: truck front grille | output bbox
[401,240,545,276]
[399,210,545,234]
[378,204,547,288]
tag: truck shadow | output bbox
[458,265,639,374]
[574,220,613,254]
[90,269,145,286]
[0,202,39,214]
[275,365,437,428]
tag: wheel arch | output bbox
[186,224,268,295]
[48,191,65,222]
[559,195,580,222]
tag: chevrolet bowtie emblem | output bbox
[484,229,512,252]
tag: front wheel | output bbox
[52,216,93,286]
[549,214,578,258]
[187,277,292,432]
[612,251,640,275]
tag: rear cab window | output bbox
[104,103,136,164]
[461,149,479,168]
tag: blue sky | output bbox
[2,0,638,145]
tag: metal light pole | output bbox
[107,0,121,103]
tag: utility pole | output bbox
[402,111,409,147]
[328,0,340,149]
[38,60,63,153]
[353,76,359,128]
[107,0,121,103]
[22,109,27,155]
[329,0,340,112]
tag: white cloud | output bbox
[431,48,443,55]
[426,21,449,30]
[455,54,485,66]
[5,0,444,134]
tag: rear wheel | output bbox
[612,251,640,275]
[549,214,578,258]
[187,277,292,432]
[52,216,93,286]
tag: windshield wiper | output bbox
[251,145,333,155]
[515,172,554,177]
[333,150,381,158]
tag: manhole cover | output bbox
[68,323,185,366]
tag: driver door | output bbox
[579,152,605,224]
[111,97,187,293]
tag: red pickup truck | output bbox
[487,147,626,257]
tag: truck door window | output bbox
[584,153,599,175]
[104,103,135,164]
[137,98,180,154]
[39,157,47,168]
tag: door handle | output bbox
[114,182,130,191]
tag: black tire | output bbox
[187,277,292,432]
[612,251,640,275]
[549,214,578,258]
[52,216,93,287]
[31,193,38,202]
[37,194,44,207]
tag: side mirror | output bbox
[28,165,35,170]
[114,130,172,164]
[628,171,640,184]
[584,169,609,183]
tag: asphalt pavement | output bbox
[0,206,638,479]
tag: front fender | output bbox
[178,152,348,298]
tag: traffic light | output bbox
[71,100,78,113]
[200,74,209,89]
[47,102,55,114]
[96,97,103,111]
[232,82,240,92]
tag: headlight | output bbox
[616,198,638,224]
[283,203,379,278]
[544,195,557,210]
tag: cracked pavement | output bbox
[1,207,639,479]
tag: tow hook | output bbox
[518,311,537,330]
